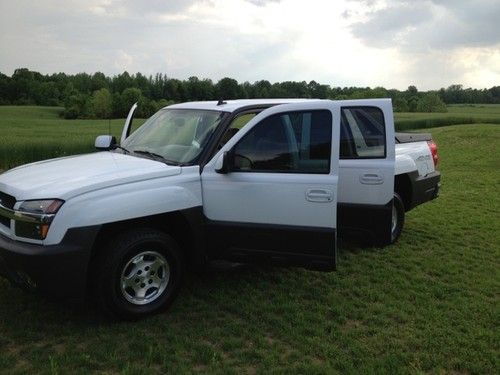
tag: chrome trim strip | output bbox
[0,202,55,224]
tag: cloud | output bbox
[342,0,500,89]
[245,0,282,6]
[349,0,500,50]
[89,0,208,17]
[0,0,498,89]
[351,3,431,46]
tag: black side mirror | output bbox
[215,151,232,174]
[95,135,117,150]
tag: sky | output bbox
[0,0,499,90]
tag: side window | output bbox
[340,107,386,159]
[218,113,257,149]
[232,110,332,173]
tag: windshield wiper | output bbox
[133,149,178,165]
[112,145,130,154]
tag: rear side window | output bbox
[340,107,386,159]
[232,110,332,173]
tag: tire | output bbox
[391,193,405,244]
[93,228,184,320]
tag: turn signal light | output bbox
[427,140,439,167]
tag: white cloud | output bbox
[0,0,498,89]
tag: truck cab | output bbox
[0,99,439,319]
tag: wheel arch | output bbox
[394,173,412,211]
[86,208,206,294]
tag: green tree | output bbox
[408,96,419,112]
[393,97,409,112]
[63,92,92,119]
[417,92,448,112]
[156,98,174,111]
[216,77,240,99]
[91,72,109,92]
[11,68,35,103]
[406,85,418,96]
[186,76,214,101]
[92,88,113,118]
[110,88,142,118]
[253,80,272,98]
[113,71,135,94]
[308,80,329,98]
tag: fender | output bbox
[395,153,417,176]
[44,166,202,245]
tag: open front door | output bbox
[120,102,138,144]
[201,101,340,270]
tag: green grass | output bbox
[0,104,500,170]
[0,106,145,170]
[394,104,500,131]
[1,104,500,170]
[0,106,499,373]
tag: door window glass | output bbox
[218,112,257,149]
[232,110,332,173]
[340,107,386,158]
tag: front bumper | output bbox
[0,226,100,299]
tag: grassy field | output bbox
[0,106,146,170]
[1,104,500,170]
[0,106,499,373]
[395,104,500,131]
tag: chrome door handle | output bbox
[360,173,384,185]
[306,189,333,203]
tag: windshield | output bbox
[122,109,224,165]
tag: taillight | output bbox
[427,140,439,167]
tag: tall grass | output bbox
[0,106,144,170]
[395,116,500,131]
[394,103,500,130]
[1,104,499,170]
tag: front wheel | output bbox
[93,228,184,320]
[391,193,405,244]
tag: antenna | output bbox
[108,118,111,136]
[217,99,227,106]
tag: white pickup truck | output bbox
[0,99,440,318]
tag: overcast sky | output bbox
[0,0,498,90]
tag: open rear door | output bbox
[201,101,340,270]
[336,99,395,245]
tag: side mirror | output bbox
[215,151,232,174]
[95,135,117,150]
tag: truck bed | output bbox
[395,132,432,144]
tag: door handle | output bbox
[360,173,384,185]
[306,189,333,203]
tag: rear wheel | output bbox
[93,228,184,320]
[391,193,405,244]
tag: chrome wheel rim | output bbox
[120,251,170,305]
[391,203,398,234]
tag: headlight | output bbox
[18,199,64,215]
[15,199,64,240]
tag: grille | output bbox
[0,191,16,228]
[0,192,16,209]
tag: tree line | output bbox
[1,68,499,119]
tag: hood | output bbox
[0,152,181,201]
